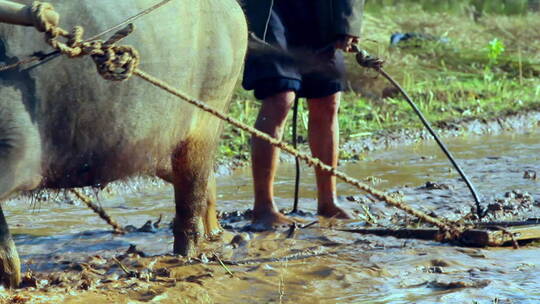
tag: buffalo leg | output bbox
[203,173,222,240]
[171,138,213,256]
[0,91,42,201]
[0,91,41,288]
[0,205,21,288]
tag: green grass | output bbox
[217,5,540,163]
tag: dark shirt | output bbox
[242,0,347,98]
[273,0,326,48]
[243,0,365,45]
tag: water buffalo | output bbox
[0,0,247,287]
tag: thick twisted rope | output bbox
[70,189,126,234]
[32,3,140,81]
[25,1,464,239]
[30,1,59,33]
[1,0,171,73]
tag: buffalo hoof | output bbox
[206,228,223,242]
[173,231,199,257]
[0,238,21,288]
[173,218,204,257]
[204,216,223,242]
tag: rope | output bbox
[494,226,519,249]
[0,55,43,72]
[84,0,174,42]
[13,1,465,240]
[30,2,58,33]
[32,3,141,81]
[69,189,125,234]
[0,0,172,73]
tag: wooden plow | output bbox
[338,219,540,247]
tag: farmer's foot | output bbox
[251,207,294,231]
[318,202,355,219]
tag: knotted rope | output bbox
[29,1,57,33]
[30,1,140,81]
[25,1,465,241]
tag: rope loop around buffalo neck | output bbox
[30,1,60,34]
[30,1,140,81]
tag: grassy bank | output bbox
[218,4,540,162]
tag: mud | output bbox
[1,131,539,303]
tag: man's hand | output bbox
[334,35,359,52]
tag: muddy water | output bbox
[3,131,540,303]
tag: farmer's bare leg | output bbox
[251,91,295,227]
[307,92,353,219]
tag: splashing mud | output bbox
[1,131,539,303]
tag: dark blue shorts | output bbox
[243,0,346,100]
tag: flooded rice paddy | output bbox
[2,130,539,303]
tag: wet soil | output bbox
[339,110,540,161]
[1,131,540,303]
[218,110,540,175]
